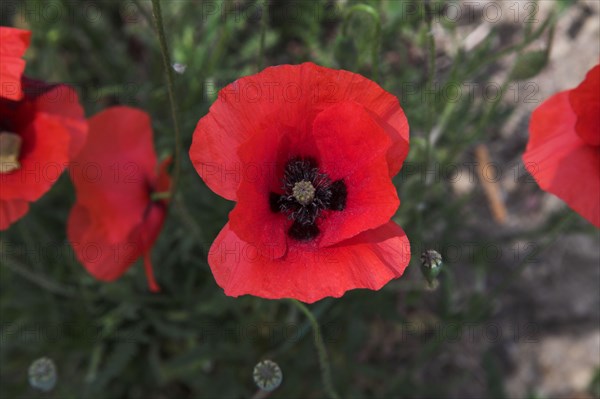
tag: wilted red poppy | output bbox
[68,107,170,292]
[1,26,87,230]
[0,26,30,101]
[190,62,411,303]
[523,64,600,227]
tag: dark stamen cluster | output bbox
[270,157,347,241]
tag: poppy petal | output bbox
[208,221,411,303]
[190,62,409,201]
[316,156,400,247]
[68,201,167,286]
[312,101,392,180]
[305,67,409,176]
[68,203,142,281]
[228,116,296,259]
[143,253,160,292]
[569,64,600,147]
[524,91,600,227]
[69,106,158,244]
[0,27,30,101]
[68,106,168,289]
[25,82,88,157]
[155,157,172,194]
[0,112,70,201]
[0,199,29,230]
[139,204,167,291]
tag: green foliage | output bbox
[0,0,589,398]
[590,367,600,399]
[510,50,549,81]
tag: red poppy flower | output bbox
[68,106,170,292]
[190,62,411,303]
[523,64,600,227]
[1,75,87,230]
[0,27,30,101]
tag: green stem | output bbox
[151,0,182,195]
[544,21,556,59]
[0,255,76,298]
[423,1,436,186]
[415,2,437,250]
[343,4,381,82]
[257,0,268,71]
[429,94,458,147]
[85,344,105,383]
[477,79,511,132]
[289,299,340,399]
[174,196,205,244]
[150,191,171,201]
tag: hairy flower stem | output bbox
[257,0,268,71]
[0,252,76,298]
[151,0,182,196]
[289,299,340,399]
[423,1,436,186]
[416,2,437,257]
[343,4,381,82]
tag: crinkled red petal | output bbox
[524,91,600,227]
[208,221,411,303]
[0,27,30,101]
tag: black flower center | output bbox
[270,157,347,241]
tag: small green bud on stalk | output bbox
[420,249,443,287]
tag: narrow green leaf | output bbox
[510,51,548,80]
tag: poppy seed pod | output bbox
[28,357,57,392]
[253,360,282,392]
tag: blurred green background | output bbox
[1,0,599,398]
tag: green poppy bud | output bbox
[420,249,443,286]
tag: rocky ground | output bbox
[466,1,599,397]
[406,1,600,397]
